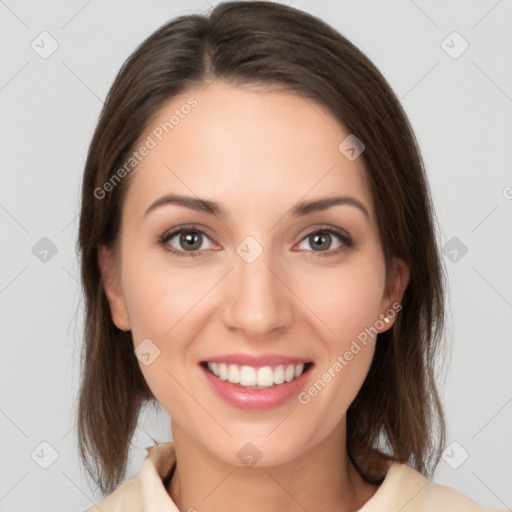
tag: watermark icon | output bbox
[297,302,402,405]
[236,236,264,264]
[134,338,161,366]
[237,442,263,467]
[338,134,365,161]
[31,441,59,469]
[31,31,59,59]
[442,441,469,469]
[441,31,469,60]
[32,237,58,263]
[443,236,468,263]
[94,97,198,200]
[503,186,512,200]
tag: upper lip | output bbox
[200,353,312,368]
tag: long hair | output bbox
[77,0,447,495]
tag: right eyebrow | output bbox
[144,194,227,218]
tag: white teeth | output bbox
[240,365,257,386]
[206,362,308,387]
[273,365,285,385]
[218,363,228,380]
[227,364,240,383]
[257,366,274,387]
[284,364,295,382]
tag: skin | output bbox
[98,81,410,512]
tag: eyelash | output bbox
[157,224,353,259]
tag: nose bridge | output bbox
[221,238,293,337]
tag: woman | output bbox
[77,2,502,510]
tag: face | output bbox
[98,81,409,467]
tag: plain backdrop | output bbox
[0,1,511,510]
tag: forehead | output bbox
[123,81,374,224]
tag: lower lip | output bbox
[200,365,311,411]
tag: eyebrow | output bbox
[144,194,370,221]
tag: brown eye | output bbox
[159,227,216,258]
[308,232,333,251]
[179,231,203,251]
[296,227,352,256]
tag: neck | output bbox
[167,421,379,512]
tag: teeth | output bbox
[218,363,228,380]
[256,366,274,387]
[273,365,285,384]
[228,364,240,384]
[206,362,308,387]
[240,365,257,386]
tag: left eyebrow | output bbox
[143,194,370,222]
[290,196,370,221]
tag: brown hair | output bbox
[77,0,447,496]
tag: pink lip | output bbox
[199,359,313,411]
[201,353,310,368]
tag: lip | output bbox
[201,353,310,368]
[199,354,313,411]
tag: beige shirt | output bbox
[83,442,504,511]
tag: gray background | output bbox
[0,0,511,510]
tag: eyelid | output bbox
[158,223,352,258]
[159,223,216,242]
[158,224,219,258]
[293,225,352,256]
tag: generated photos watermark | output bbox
[297,302,402,405]
[93,97,198,200]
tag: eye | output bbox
[158,225,352,259]
[159,227,216,258]
[296,227,352,256]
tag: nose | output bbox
[221,247,294,340]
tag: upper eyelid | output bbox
[160,224,351,249]
[160,223,216,240]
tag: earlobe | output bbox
[97,245,131,331]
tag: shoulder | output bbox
[82,476,143,512]
[82,442,177,512]
[359,461,505,511]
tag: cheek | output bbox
[119,246,226,411]
[296,255,386,344]
[121,258,199,419]
[293,256,385,411]
[122,250,208,342]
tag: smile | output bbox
[203,361,312,388]
[199,353,314,410]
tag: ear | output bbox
[97,245,131,331]
[378,257,410,332]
